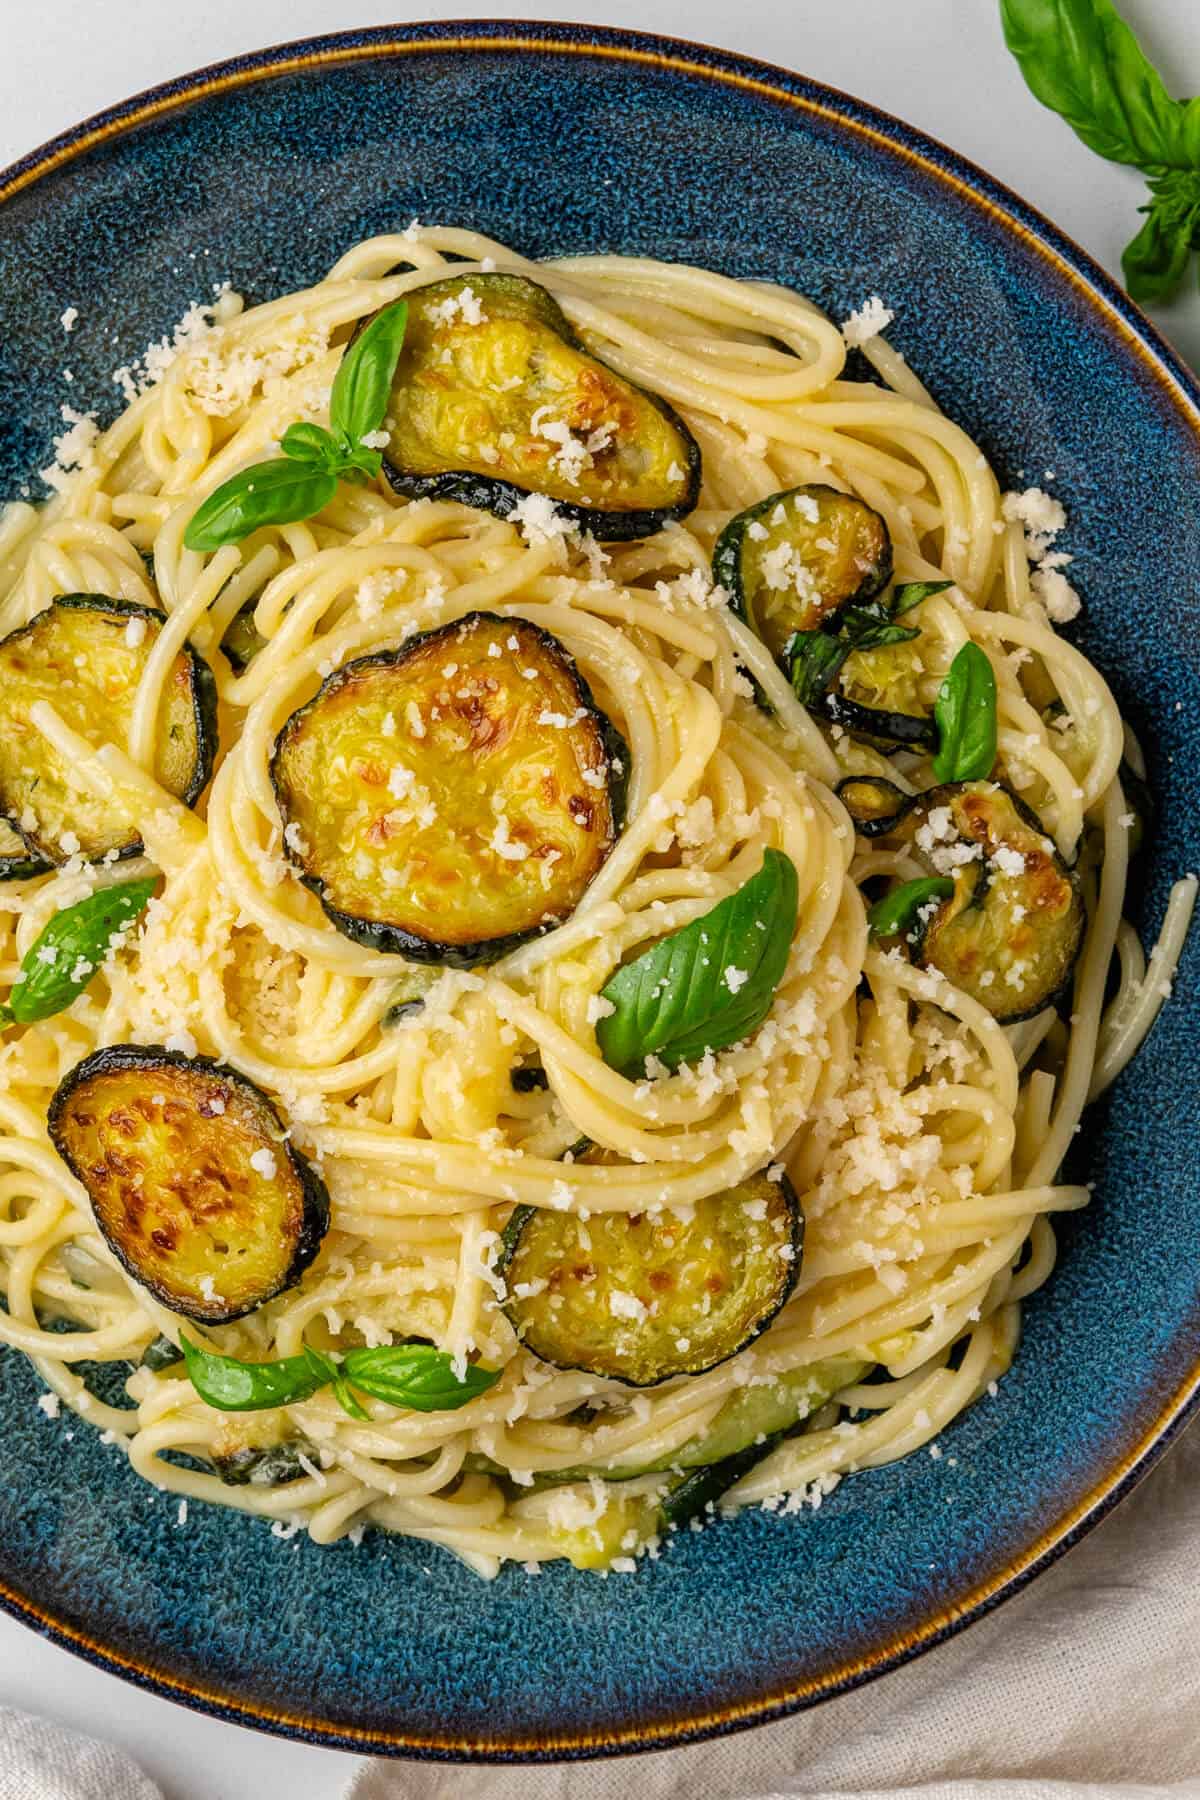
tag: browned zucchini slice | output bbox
[374,273,700,538]
[881,781,1085,1023]
[498,1169,803,1388]
[0,596,217,864]
[713,485,892,665]
[271,611,626,965]
[48,1045,330,1324]
[220,601,267,672]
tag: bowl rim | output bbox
[3,16,1200,1763]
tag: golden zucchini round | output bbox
[499,1169,803,1387]
[713,483,893,664]
[271,611,626,965]
[48,1046,330,1325]
[879,781,1085,1023]
[373,272,701,538]
[0,596,216,864]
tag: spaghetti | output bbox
[0,226,1191,1577]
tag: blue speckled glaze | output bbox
[1,20,1199,1763]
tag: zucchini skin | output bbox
[819,690,935,751]
[48,1044,330,1325]
[834,775,912,837]
[497,1169,804,1389]
[0,595,218,865]
[660,1433,784,1532]
[271,611,629,967]
[372,273,702,541]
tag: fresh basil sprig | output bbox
[596,848,799,1075]
[868,876,955,941]
[179,1332,500,1416]
[932,643,998,783]
[0,878,155,1028]
[1000,0,1200,303]
[183,300,409,552]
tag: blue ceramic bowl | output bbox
[2,21,1199,1762]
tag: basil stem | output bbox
[179,1333,498,1416]
[868,876,955,942]
[932,643,997,783]
[2,878,155,1028]
[183,459,338,552]
[596,848,799,1076]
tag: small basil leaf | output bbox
[340,1343,501,1412]
[868,877,955,941]
[789,631,849,704]
[332,1375,370,1421]
[329,301,409,448]
[184,459,338,551]
[596,848,799,1075]
[301,1344,369,1420]
[280,422,342,469]
[840,612,921,652]
[932,643,997,783]
[1122,172,1200,304]
[891,579,954,614]
[7,878,155,1025]
[180,1334,328,1412]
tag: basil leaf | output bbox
[789,632,849,704]
[840,603,921,652]
[868,877,955,941]
[6,878,155,1026]
[999,0,1191,169]
[329,301,409,448]
[596,848,799,1075]
[183,459,338,552]
[1122,170,1200,304]
[280,422,342,469]
[341,1343,501,1412]
[180,1334,327,1412]
[932,643,997,783]
[892,579,954,614]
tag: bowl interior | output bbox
[1,23,1199,1759]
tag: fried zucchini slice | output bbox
[375,273,700,538]
[880,781,1085,1023]
[0,596,217,863]
[713,484,892,664]
[271,611,626,965]
[48,1045,330,1324]
[499,1169,803,1388]
[835,775,911,837]
[0,818,49,882]
[220,601,267,672]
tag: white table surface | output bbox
[2,3,1198,1796]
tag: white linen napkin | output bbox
[0,1707,162,1800]
[347,1416,1200,1800]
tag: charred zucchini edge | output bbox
[47,1044,330,1324]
